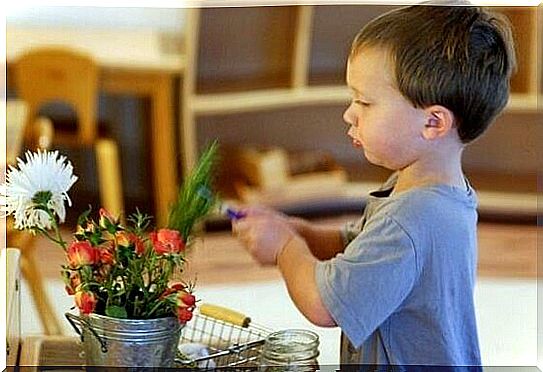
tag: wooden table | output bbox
[6,26,186,225]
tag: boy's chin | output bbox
[363,153,393,171]
[362,151,379,166]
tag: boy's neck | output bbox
[392,147,465,195]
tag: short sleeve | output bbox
[340,219,363,246]
[315,215,418,348]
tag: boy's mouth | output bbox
[352,139,363,148]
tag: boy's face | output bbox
[343,47,428,170]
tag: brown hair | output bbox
[350,4,516,143]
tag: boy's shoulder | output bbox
[371,182,477,228]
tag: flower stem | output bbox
[143,298,165,318]
[46,209,67,250]
[35,227,66,248]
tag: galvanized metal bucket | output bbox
[66,312,183,367]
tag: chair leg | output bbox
[19,239,62,335]
[95,139,124,219]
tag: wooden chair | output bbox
[7,100,55,162]
[12,47,124,218]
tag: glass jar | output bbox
[259,329,320,372]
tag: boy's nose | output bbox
[343,104,355,126]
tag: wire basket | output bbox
[175,304,272,369]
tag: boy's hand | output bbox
[239,206,309,233]
[238,205,287,219]
[232,211,299,266]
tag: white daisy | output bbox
[1,150,78,231]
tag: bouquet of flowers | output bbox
[1,143,218,324]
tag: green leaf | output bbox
[89,232,103,247]
[104,217,118,235]
[77,206,93,227]
[80,266,93,281]
[127,209,152,235]
[105,305,128,319]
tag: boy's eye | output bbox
[354,99,369,107]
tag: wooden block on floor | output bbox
[236,169,348,205]
[233,146,290,189]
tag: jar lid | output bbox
[262,329,320,362]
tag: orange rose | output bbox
[116,231,145,255]
[75,291,97,315]
[99,249,115,265]
[150,229,184,255]
[67,241,99,268]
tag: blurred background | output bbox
[4,3,542,369]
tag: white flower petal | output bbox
[0,150,78,230]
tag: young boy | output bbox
[233,3,515,369]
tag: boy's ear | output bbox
[421,106,455,140]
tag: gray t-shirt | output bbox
[315,174,481,368]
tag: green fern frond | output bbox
[167,141,219,239]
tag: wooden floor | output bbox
[13,215,539,285]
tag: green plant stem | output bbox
[35,227,66,248]
[43,208,68,250]
[144,298,167,318]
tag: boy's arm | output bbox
[276,235,337,327]
[232,214,336,327]
[287,217,345,260]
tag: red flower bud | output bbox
[75,291,97,315]
[95,265,111,282]
[115,231,131,247]
[177,307,193,323]
[150,229,184,255]
[177,291,196,307]
[170,282,186,292]
[64,272,81,295]
[160,282,186,300]
[99,208,119,230]
[115,231,145,255]
[159,288,174,300]
[67,241,100,268]
[133,235,145,256]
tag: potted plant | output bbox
[1,143,219,367]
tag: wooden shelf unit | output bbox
[179,4,542,216]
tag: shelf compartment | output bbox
[308,5,399,86]
[195,6,298,94]
[491,7,539,95]
[194,102,356,166]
